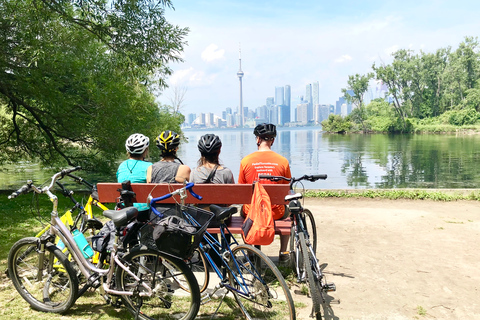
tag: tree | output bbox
[168,86,188,115]
[372,61,410,132]
[342,72,373,131]
[0,0,188,171]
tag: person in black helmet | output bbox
[146,130,190,184]
[238,123,292,262]
[190,134,234,184]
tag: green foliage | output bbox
[321,114,353,133]
[441,107,480,126]
[0,0,188,173]
[304,189,480,201]
[365,37,480,132]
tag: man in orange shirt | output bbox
[238,123,292,261]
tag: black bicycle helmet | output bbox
[198,134,222,154]
[254,123,277,139]
[155,130,180,152]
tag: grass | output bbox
[416,305,427,316]
[305,189,480,201]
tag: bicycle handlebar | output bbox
[149,182,202,206]
[67,173,94,189]
[258,174,328,184]
[8,181,34,199]
[8,166,82,199]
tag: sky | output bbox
[157,0,480,116]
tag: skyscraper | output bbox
[284,85,291,124]
[284,85,291,109]
[312,81,319,105]
[305,84,312,104]
[237,46,244,127]
[275,87,284,106]
[266,97,274,107]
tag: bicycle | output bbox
[34,176,105,242]
[7,167,201,320]
[259,174,336,320]
[145,182,296,320]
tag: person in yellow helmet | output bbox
[146,130,190,184]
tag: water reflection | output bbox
[3,129,480,190]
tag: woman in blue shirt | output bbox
[117,133,152,212]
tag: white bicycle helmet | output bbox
[125,133,150,155]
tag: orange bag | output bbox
[242,182,275,245]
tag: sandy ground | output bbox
[262,198,480,320]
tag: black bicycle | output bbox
[260,174,336,320]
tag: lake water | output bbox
[2,127,480,190]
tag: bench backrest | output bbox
[96,183,290,205]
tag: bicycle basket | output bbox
[140,206,213,259]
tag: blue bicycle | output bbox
[144,183,296,320]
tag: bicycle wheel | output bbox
[7,237,79,313]
[298,232,321,319]
[179,248,209,293]
[303,208,317,254]
[115,248,200,320]
[229,244,296,320]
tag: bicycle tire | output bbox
[229,244,296,320]
[179,248,209,293]
[298,232,322,319]
[303,208,317,254]
[115,247,200,320]
[7,237,79,313]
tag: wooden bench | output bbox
[96,183,292,235]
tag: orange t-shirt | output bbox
[238,150,291,220]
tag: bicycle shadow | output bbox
[322,292,340,320]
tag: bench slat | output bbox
[206,216,292,236]
[97,183,290,205]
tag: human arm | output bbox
[146,165,152,183]
[175,164,191,183]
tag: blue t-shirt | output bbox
[116,159,152,211]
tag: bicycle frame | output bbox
[148,183,266,298]
[13,169,154,299]
[289,203,322,281]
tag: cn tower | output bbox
[237,46,244,127]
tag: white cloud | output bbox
[384,45,399,56]
[201,44,225,62]
[334,54,353,63]
[169,67,194,85]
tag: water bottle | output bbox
[56,239,66,250]
[72,229,94,258]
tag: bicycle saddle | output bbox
[285,193,303,201]
[209,205,237,222]
[103,207,138,228]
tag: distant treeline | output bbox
[323,36,480,133]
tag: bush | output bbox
[439,107,480,126]
[321,114,353,133]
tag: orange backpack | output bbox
[242,182,275,245]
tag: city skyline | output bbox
[157,0,480,115]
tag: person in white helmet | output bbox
[116,133,152,212]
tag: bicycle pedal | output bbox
[324,282,336,292]
[200,293,211,304]
[320,263,328,271]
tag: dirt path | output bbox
[262,198,480,320]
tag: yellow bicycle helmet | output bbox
[155,130,180,152]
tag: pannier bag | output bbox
[242,182,275,245]
[141,206,214,260]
